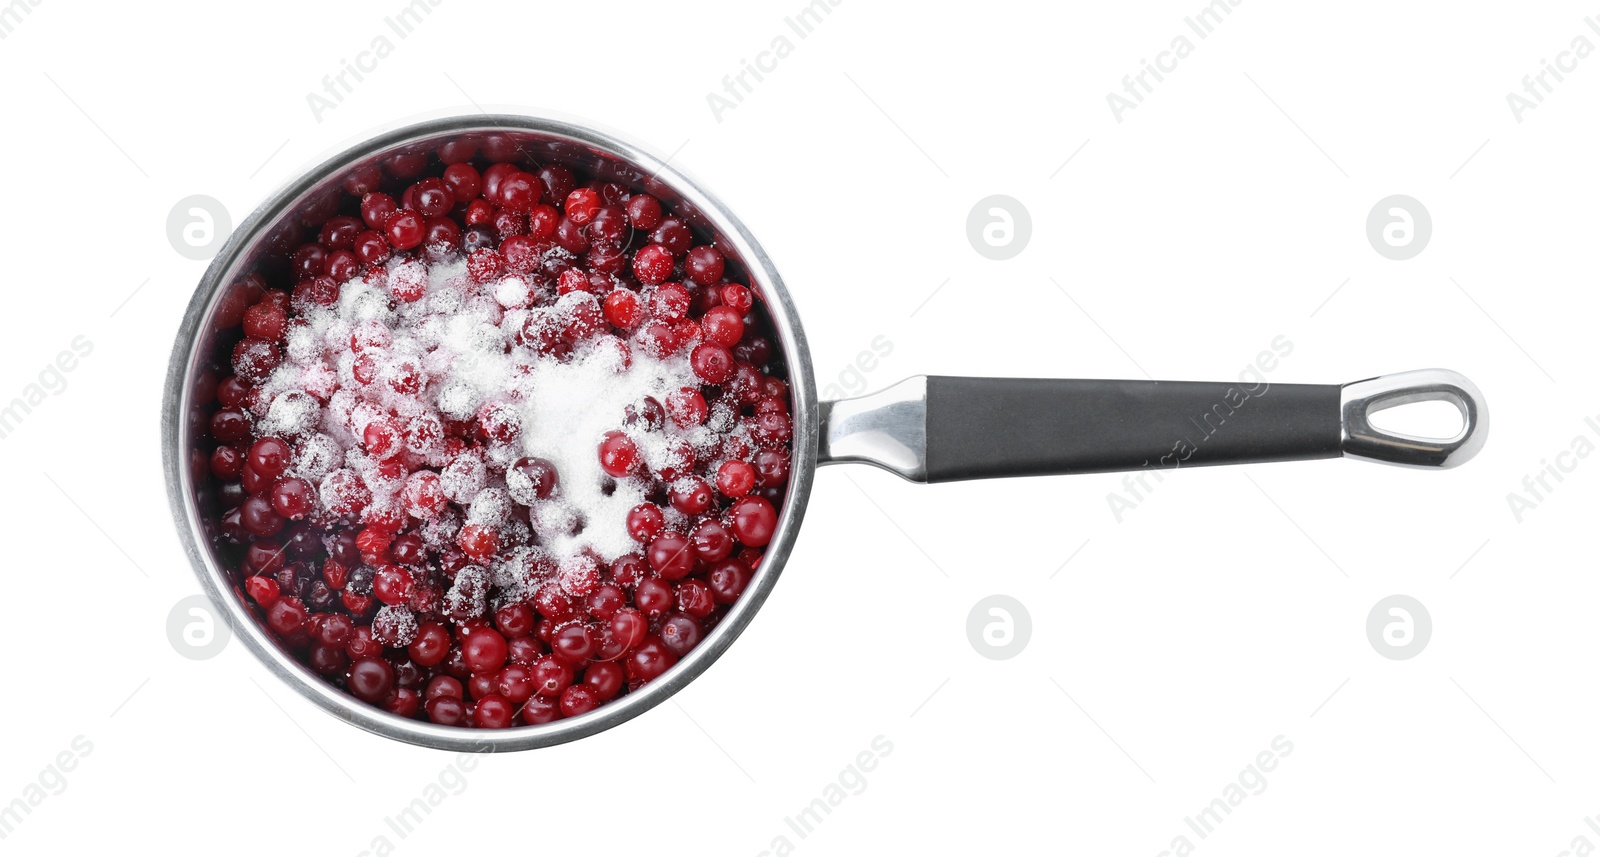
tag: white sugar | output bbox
[245,253,704,565]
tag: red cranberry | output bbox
[665,388,707,428]
[720,284,753,313]
[597,431,639,477]
[584,661,624,700]
[625,194,662,230]
[521,695,560,725]
[650,218,692,255]
[242,303,287,341]
[730,496,778,546]
[559,684,599,717]
[716,460,756,497]
[669,477,714,516]
[442,163,482,202]
[632,244,674,284]
[408,622,452,667]
[462,627,509,674]
[707,558,752,604]
[676,580,716,619]
[495,664,535,704]
[473,694,515,728]
[270,478,315,520]
[385,209,424,250]
[689,343,734,384]
[551,624,598,665]
[659,613,703,656]
[240,495,285,537]
[610,609,648,650]
[635,577,674,618]
[426,695,467,726]
[346,657,394,704]
[701,305,745,348]
[647,533,697,580]
[531,655,574,697]
[360,192,397,229]
[690,519,735,562]
[494,603,536,638]
[244,575,280,606]
[684,246,725,285]
[425,675,464,701]
[626,638,678,682]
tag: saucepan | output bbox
[162,112,1487,751]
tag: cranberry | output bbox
[684,246,725,286]
[261,596,303,638]
[701,305,745,348]
[210,445,243,479]
[473,694,515,728]
[754,449,790,486]
[587,584,625,620]
[647,533,697,580]
[559,684,599,717]
[360,192,397,228]
[659,613,702,656]
[442,162,482,202]
[457,524,500,562]
[385,209,425,250]
[501,172,543,212]
[291,243,328,280]
[411,177,455,218]
[610,608,648,650]
[625,504,666,543]
[730,496,778,546]
[632,244,674,285]
[242,303,287,341]
[716,460,757,497]
[623,396,666,432]
[240,495,285,537]
[597,431,639,477]
[584,661,625,700]
[635,577,675,618]
[650,218,692,255]
[372,565,414,606]
[669,477,714,516]
[231,339,280,385]
[676,580,716,619]
[425,675,464,701]
[426,695,467,726]
[707,558,752,604]
[625,194,662,230]
[603,290,642,329]
[270,478,315,520]
[462,627,508,674]
[244,575,280,606]
[665,388,708,428]
[531,655,574,697]
[551,624,598,666]
[494,603,536,638]
[495,664,535,704]
[720,284,753,314]
[691,519,735,562]
[626,638,678,682]
[690,343,734,384]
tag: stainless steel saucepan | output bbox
[163,113,1488,751]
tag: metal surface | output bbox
[162,113,819,752]
[817,375,927,481]
[1339,368,1488,469]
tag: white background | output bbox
[1,0,1596,854]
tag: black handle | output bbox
[922,376,1343,483]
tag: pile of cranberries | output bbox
[199,136,793,729]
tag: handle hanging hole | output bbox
[1366,397,1468,441]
